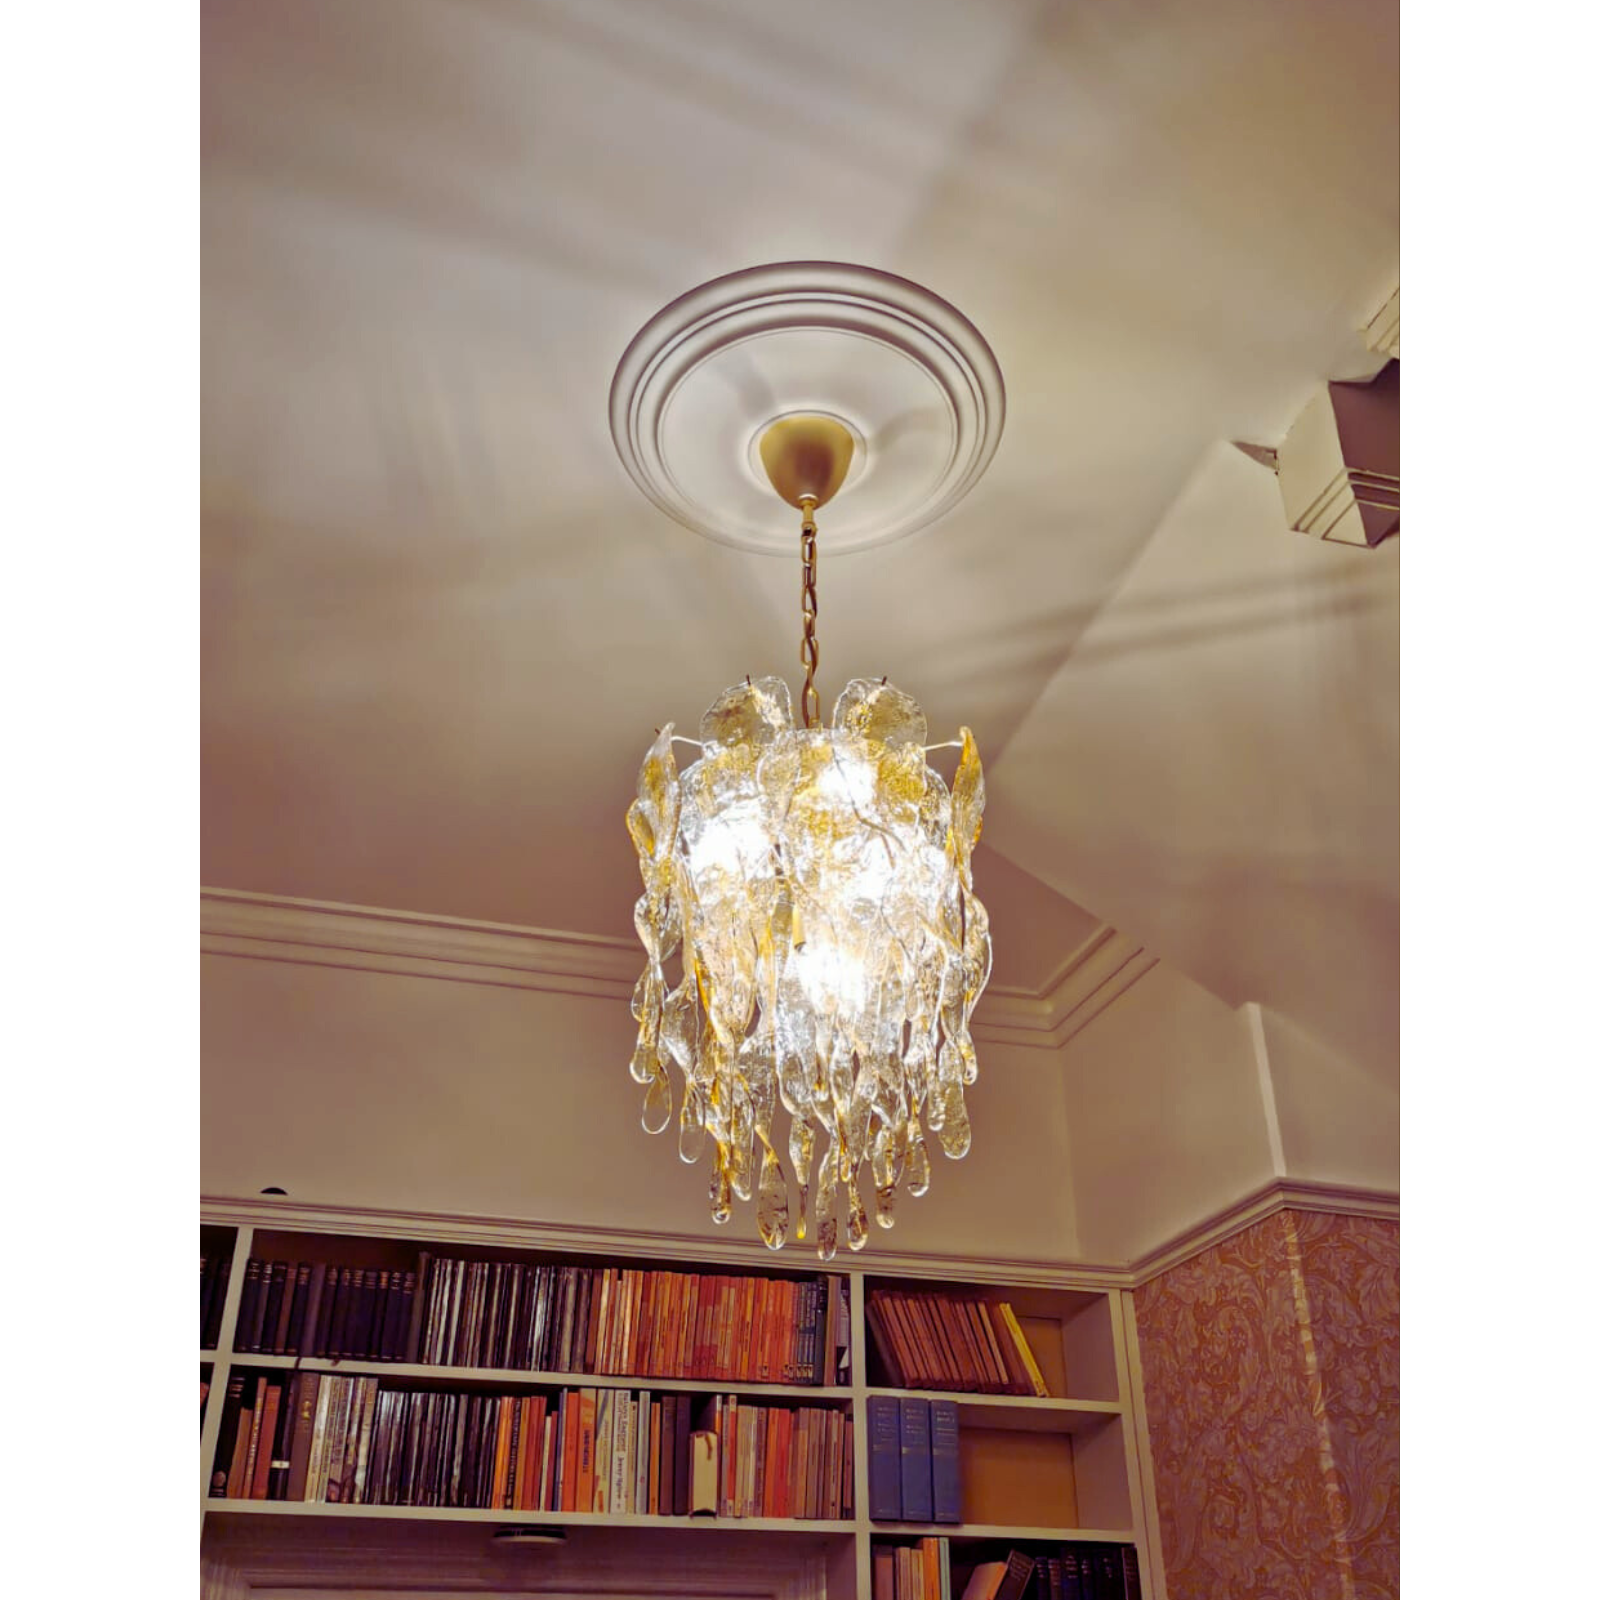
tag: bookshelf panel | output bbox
[862,1275,1107,1401]
[1067,1415,1133,1532]
[957,1426,1078,1530]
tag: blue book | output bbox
[898,1395,933,1523]
[865,1395,901,1520]
[929,1398,962,1524]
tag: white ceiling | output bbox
[201,0,1398,1067]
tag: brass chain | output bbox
[799,497,820,728]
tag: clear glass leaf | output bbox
[700,676,793,749]
[936,1079,972,1159]
[846,1170,869,1252]
[832,679,928,749]
[906,1132,931,1197]
[678,1086,707,1164]
[709,1160,732,1225]
[757,1146,789,1249]
[875,1182,896,1229]
[641,1071,672,1135]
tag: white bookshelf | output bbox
[199,1206,1165,1599]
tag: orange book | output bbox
[248,1380,281,1500]
[490,1395,515,1507]
[665,1272,685,1374]
[234,1377,269,1499]
[696,1275,717,1378]
[640,1273,661,1374]
[679,1275,699,1377]
[971,1302,1014,1392]
[739,1278,758,1380]
[984,1301,1031,1394]
[591,1269,612,1374]
[750,1279,771,1382]
[952,1298,1000,1391]
[629,1270,649,1373]
[515,1395,540,1504]
[763,1406,782,1516]
[884,1294,927,1387]
[575,1388,598,1510]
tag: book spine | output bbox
[576,1387,597,1511]
[242,1376,273,1498]
[672,1387,691,1515]
[592,1388,614,1514]
[283,1373,320,1501]
[865,1395,901,1520]
[928,1399,961,1524]
[299,1262,328,1359]
[203,1256,231,1349]
[209,1373,246,1496]
[225,1380,259,1498]
[234,1258,264,1353]
[267,1373,299,1499]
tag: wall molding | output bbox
[201,1192,1132,1293]
[200,888,1158,1053]
[201,1177,1396,1290]
[1125,1178,1400,1285]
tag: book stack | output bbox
[873,1543,1141,1600]
[408,1260,850,1384]
[201,1253,231,1348]
[231,1258,420,1360]
[873,1536,953,1599]
[209,1376,851,1520]
[865,1396,961,1524]
[865,1290,1049,1396]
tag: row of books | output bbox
[874,1542,1141,1600]
[866,1290,1048,1396]
[226,1254,849,1386]
[209,1371,851,1520]
[201,1254,231,1349]
[865,1395,961,1523]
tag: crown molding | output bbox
[1364,284,1399,360]
[200,1179,1396,1289]
[201,1192,1131,1293]
[981,926,1160,1049]
[1125,1177,1400,1285]
[200,888,1158,1052]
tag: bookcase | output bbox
[199,1205,1163,1599]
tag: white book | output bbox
[304,1375,335,1502]
[350,1377,379,1503]
[611,1392,633,1513]
[633,1389,651,1513]
[593,1389,615,1513]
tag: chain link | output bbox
[799,498,820,728]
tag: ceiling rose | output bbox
[608,261,1006,555]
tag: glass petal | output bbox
[700,676,794,749]
[641,1071,672,1135]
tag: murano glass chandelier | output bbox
[610,264,1005,1258]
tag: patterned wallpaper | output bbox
[1132,1210,1398,1600]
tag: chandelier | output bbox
[610,265,1005,1258]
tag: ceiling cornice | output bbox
[199,1176,1397,1289]
[199,888,1158,1052]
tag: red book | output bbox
[558,1392,578,1511]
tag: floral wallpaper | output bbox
[1132,1210,1398,1600]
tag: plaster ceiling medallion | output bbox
[608,261,1006,554]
